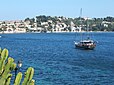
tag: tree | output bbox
[104,16,114,22]
[24,18,30,22]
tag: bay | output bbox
[0,32,114,85]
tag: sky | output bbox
[0,0,114,20]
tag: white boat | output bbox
[74,8,96,50]
[75,38,96,50]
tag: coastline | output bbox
[0,31,114,34]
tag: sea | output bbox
[0,32,114,85]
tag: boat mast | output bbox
[86,18,89,39]
[86,18,92,40]
[80,8,83,41]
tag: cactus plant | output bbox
[0,49,14,85]
[22,67,35,85]
[14,72,22,85]
[0,48,35,85]
[0,57,16,85]
[4,74,12,85]
[0,48,9,74]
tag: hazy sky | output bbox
[0,0,114,20]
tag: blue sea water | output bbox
[0,32,114,85]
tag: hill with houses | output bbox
[0,15,114,33]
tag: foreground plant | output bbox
[0,48,35,85]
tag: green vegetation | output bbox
[0,48,35,85]
[25,15,114,31]
[0,15,114,33]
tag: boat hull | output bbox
[75,43,96,50]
